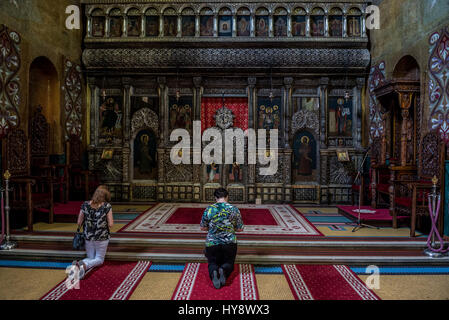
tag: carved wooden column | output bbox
[122,80,131,183]
[399,92,413,167]
[247,77,257,202]
[371,165,377,208]
[250,13,256,37]
[354,77,365,149]
[193,77,202,122]
[87,78,99,172]
[319,77,329,149]
[283,77,293,148]
[193,77,203,201]
[381,112,389,164]
[88,78,99,148]
[158,77,167,146]
[324,10,329,37]
[248,77,256,129]
[140,15,145,37]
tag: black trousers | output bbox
[205,243,238,280]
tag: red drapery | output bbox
[201,97,248,132]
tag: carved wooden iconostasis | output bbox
[81,0,370,204]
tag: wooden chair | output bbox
[391,132,445,236]
[29,106,71,204]
[5,129,54,232]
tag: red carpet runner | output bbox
[172,263,259,300]
[282,265,380,300]
[41,261,150,300]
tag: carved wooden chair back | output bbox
[419,131,444,182]
[29,106,51,176]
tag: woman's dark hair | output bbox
[214,188,229,199]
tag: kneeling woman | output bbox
[75,185,114,279]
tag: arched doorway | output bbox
[29,56,62,154]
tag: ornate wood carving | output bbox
[62,59,83,139]
[68,134,82,166]
[29,106,50,157]
[291,110,319,136]
[6,128,28,177]
[428,27,449,144]
[131,107,159,137]
[368,61,386,141]
[0,25,21,138]
[420,132,442,180]
[371,137,382,165]
[83,48,371,70]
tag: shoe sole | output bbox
[212,271,221,289]
[219,268,226,286]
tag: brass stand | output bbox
[0,171,17,251]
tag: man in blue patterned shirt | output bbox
[200,188,244,289]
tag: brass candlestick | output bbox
[0,170,17,251]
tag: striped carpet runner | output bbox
[282,264,380,300]
[41,261,150,300]
[172,263,259,300]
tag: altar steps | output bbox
[2,234,449,266]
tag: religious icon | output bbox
[164,16,177,36]
[200,16,214,36]
[92,16,105,37]
[337,149,350,162]
[311,16,324,36]
[258,98,281,130]
[229,162,242,183]
[328,97,353,137]
[329,16,343,37]
[207,163,220,183]
[99,96,123,143]
[301,97,319,112]
[169,96,193,132]
[182,16,195,36]
[219,16,232,37]
[237,16,250,36]
[293,132,317,179]
[134,129,158,180]
[347,16,361,37]
[101,149,114,160]
[109,17,123,37]
[274,16,287,37]
[256,16,268,37]
[146,16,159,36]
[292,16,306,36]
[127,16,141,36]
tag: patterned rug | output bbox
[172,263,259,300]
[282,264,380,300]
[41,261,150,300]
[119,203,322,238]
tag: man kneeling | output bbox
[200,188,244,289]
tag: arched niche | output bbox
[29,56,61,154]
[131,108,159,181]
[393,55,420,81]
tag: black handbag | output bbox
[72,227,85,251]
